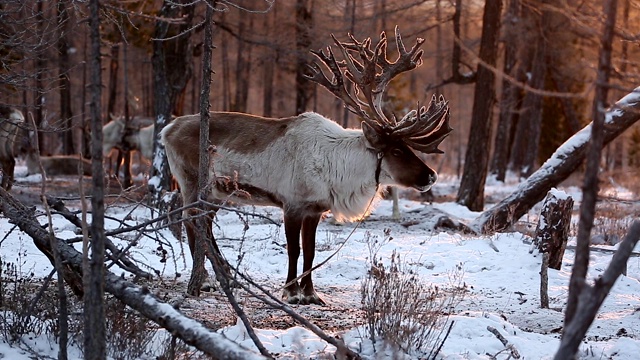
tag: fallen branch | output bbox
[0,187,267,360]
[487,326,521,359]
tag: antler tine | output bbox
[396,95,452,154]
[393,95,447,136]
[331,33,390,131]
[305,47,366,118]
[375,26,425,94]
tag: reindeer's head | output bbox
[305,27,452,192]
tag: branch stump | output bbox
[534,189,574,270]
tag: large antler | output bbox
[305,26,452,154]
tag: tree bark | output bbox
[473,87,640,235]
[456,0,503,211]
[85,0,106,357]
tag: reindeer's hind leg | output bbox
[283,212,304,304]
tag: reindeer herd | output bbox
[0,29,452,305]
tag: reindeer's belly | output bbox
[208,150,329,211]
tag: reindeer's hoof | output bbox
[283,286,325,305]
[302,292,326,305]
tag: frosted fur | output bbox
[214,113,389,221]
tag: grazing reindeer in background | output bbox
[161,28,452,305]
[25,150,92,177]
[102,115,155,159]
[0,106,25,190]
[102,116,155,178]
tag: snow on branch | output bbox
[473,87,640,234]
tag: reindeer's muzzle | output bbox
[413,169,438,192]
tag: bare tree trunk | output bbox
[489,0,520,181]
[34,0,46,153]
[295,0,313,114]
[262,9,275,117]
[57,0,74,155]
[107,44,120,118]
[456,0,502,211]
[509,16,547,178]
[561,1,617,355]
[233,15,253,112]
[188,1,216,296]
[122,43,132,189]
[221,21,231,111]
[81,30,91,159]
[85,0,106,357]
[149,0,194,203]
[472,87,640,234]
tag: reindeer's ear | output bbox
[362,121,384,150]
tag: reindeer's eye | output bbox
[391,148,403,157]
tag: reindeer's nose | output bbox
[429,172,438,186]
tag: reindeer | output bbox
[0,106,25,190]
[25,151,92,177]
[102,115,155,159]
[161,28,452,305]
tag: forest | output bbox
[1,0,640,359]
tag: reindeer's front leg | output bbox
[283,212,304,304]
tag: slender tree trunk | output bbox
[84,0,106,357]
[34,0,46,152]
[122,43,132,189]
[295,0,313,114]
[561,1,618,353]
[107,44,120,118]
[57,0,74,155]
[221,22,231,111]
[149,0,194,203]
[456,0,503,211]
[489,0,520,181]
[262,8,276,117]
[511,25,547,178]
[81,30,91,159]
[232,15,253,112]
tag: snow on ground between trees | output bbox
[1,170,639,359]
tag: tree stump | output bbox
[533,189,574,270]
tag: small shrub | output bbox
[361,231,465,357]
[0,258,59,344]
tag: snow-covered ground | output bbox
[1,169,639,359]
